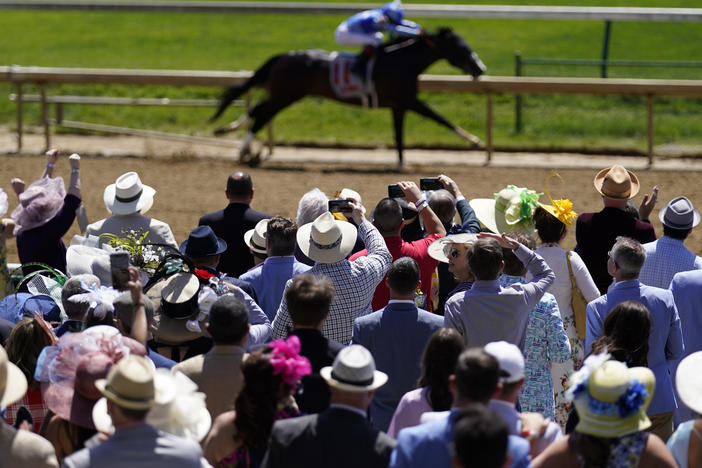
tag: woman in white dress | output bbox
[532,200,600,428]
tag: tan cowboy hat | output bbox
[321,345,388,392]
[427,233,479,263]
[297,212,357,264]
[244,219,269,255]
[103,172,156,215]
[593,165,640,200]
[94,355,155,410]
[0,345,28,407]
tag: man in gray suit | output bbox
[63,355,210,468]
[261,345,396,468]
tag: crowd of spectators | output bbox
[1,151,701,468]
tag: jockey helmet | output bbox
[382,1,403,24]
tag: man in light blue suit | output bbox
[352,257,443,431]
[389,348,531,468]
[670,269,702,423]
[586,236,684,442]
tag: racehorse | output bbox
[211,28,486,167]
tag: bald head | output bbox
[429,189,456,226]
[226,171,253,202]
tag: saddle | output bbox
[329,52,378,108]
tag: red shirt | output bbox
[350,234,442,311]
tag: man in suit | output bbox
[172,296,249,420]
[199,171,271,277]
[87,171,178,248]
[62,355,210,468]
[586,236,683,441]
[389,348,531,468]
[352,257,443,431]
[575,165,658,294]
[286,274,345,414]
[261,345,396,468]
[0,345,58,468]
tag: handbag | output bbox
[566,251,589,340]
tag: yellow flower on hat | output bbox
[552,198,577,226]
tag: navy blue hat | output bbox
[22,294,62,323]
[179,225,227,257]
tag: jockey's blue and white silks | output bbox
[334,2,422,48]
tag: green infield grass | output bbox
[1,1,702,153]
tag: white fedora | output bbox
[296,212,357,264]
[320,345,388,392]
[244,218,269,255]
[659,196,700,230]
[103,172,156,215]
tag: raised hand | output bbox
[638,185,659,221]
[477,232,520,250]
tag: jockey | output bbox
[334,1,423,78]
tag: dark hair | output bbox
[117,406,150,421]
[373,198,403,234]
[591,300,650,367]
[267,216,298,257]
[533,206,566,244]
[208,296,249,344]
[12,406,33,430]
[387,257,420,296]
[428,190,456,225]
[234,350,293,460]
[6,318,53,387]
[454,348,500,404]
[501,232,534,276]
[418,328,466,411]
[467,239,503,280]
[453,405,509,468]
[624,201,640,220]
[663,225,691,240]
[226,171,253,198]
[571,433,612,468]
[83,308,115,329]
[61,274,100,320]
[286,274,335,327]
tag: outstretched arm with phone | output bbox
[397,181,446,237]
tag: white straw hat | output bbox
[244,219,269,255]
[296,212,357,264]
[320,345,388,392]
[103,172,156,215]
[676,351,702,415]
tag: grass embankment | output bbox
[1,1,701,153]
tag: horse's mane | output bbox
[380,27,455,53]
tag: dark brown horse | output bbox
[211,28,486,166]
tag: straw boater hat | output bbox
[593,165,640,200]
[149,272,205,345]
[659,196,700,231]
[95,355,155,410]
[469,186,541,234]
[427,233,479,263]
[675,351,702,416]
[568,356,654,438]
[297,212,357,264]
[0,344,27,407]
[103,172,156,215]
[243,219,269,255]
[321,345,388,392]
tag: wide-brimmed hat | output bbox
[0,293,31,324]
[95,355,155,410]
[537,173,578,227]
[66,244,113,287]
[297,212,357,264]
[470,186,541,234]
[0,344,28,407]
[659,196,700,230]
[321,345,388,392]
[21,294,61,323]
[11,177,66,235]
[243,219,269,255]
[103,172,156,215]
[567,354,654,438]
[179,225,227,257]
[428,233,479,263]
[593,165,640,200]
[676,351,702,415]
[149,272,205,345]
[0,188,8,217]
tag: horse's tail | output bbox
[209,55,279,122]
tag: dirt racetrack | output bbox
[2,129,702,264]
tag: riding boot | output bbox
[351,45,374,79]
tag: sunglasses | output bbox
[450,249,460,259]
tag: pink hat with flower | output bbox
[11,177,66,235]
[269,336,312,386]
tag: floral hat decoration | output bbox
[537,173,577,226]
[469,185,542,234]
[269,335,312,387]
[565,353,655,438]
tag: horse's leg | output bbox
[239,97,302,159]
[407,99,481,146]
[392,107,406,170]
[214,113,251,136]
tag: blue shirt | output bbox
[586,279,684,414]
[639,236,702,289]
[239,256,311,322]
[343,9,422,37]
[389,409,531,468]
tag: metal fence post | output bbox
[601,20,612,78]
[15,83,23,153]
[514,51,523,133]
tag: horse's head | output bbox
[425,28,486,78]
